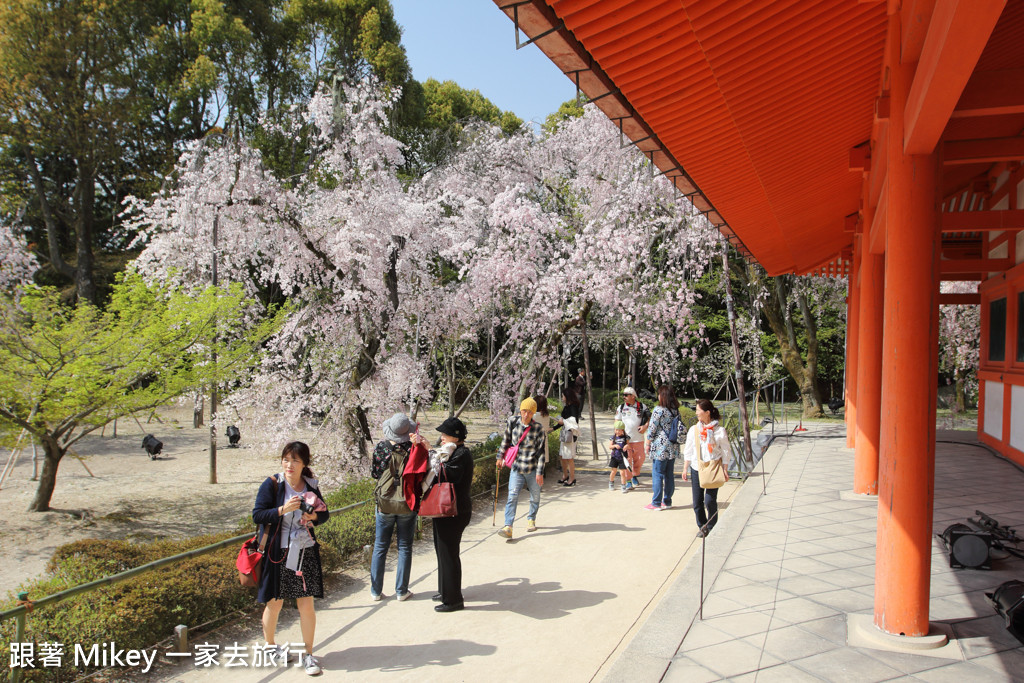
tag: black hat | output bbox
[436,417,467,441]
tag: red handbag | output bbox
[237,476,279,587]
[236,535,264,587]
[419,466,457,518]
[502,425,531,468]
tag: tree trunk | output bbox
[795,286,823,411]
[29,436,64,512]
[448,351,456,418]
[955,374,966,413]
[73,163,97,303]
[193,393,204,428]
[26,148,75,281]
[745,266,824,419]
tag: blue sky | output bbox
[390,0,577,126]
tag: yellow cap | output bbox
[520,397,538,413]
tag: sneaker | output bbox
[498,525,513,539]
[632,476,640,487]
[397,591,413,602]
[660,503,671,510]
[371,592,384,602]
[643,503,660,510]
[608,481,615,490]
[527,520,538,532]
[621,483,632,493]
[303,653,322,676]
[265,644,288,666]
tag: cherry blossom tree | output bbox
[939,281,980,412]
[0,219,37,291]
[126,81,720,482]
[418,107,721,418]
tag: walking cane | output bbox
[493,458,501,526]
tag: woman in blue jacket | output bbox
[252,441,329,675]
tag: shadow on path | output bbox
[523,521,644,538]
[464,577,616,619]
[327,639,497,673]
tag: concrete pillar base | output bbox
[847,614,961,659]
[839,490,876,502]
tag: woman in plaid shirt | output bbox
[496,397,548,540]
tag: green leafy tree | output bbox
[542,98,584,134]
[0,272,281,511]
[421,78,522,135]
[0,0,418,302]
[396,78,523,177]
[0,0,191,302]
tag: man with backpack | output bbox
[369,413,427,602]
[615,388,650,487]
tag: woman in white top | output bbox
[682,399,732,537]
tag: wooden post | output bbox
[854,245,884,495]
[722,241,753,466]
[846,235,863,448]
[581,321,600,461]
[209,213,218,485]
[874,10,940,637]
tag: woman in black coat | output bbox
[252,441,330,674]
[431,417,474,612]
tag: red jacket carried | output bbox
[403,441,429,510]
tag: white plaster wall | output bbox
[991,239,1008,259]
[1012,385,1024,453]
[1018,179,1024,265]
[985,381,1003,439]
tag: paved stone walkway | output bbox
[138,421,1023,682]
[147,417,740,682]
[606,424,1024,682]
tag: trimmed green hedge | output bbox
[314,479,376,559]
[1,533,254,681]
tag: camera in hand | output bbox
[298,499,315,514]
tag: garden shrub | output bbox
[314,478,376,560]
[1,533,254,682]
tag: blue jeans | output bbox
[370,510,416,597]
[504,470,541,527]
[651,458,675,505]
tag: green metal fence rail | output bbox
[1,445,511,682]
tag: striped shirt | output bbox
[499,414,547,474]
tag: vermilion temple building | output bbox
[492,0,1024,648]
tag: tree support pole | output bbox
[454,338,512,420]
[722,242,753,466]
[581,319,600,461]
[209,213,219,485]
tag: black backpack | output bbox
[667,410,682,444]
[374,442,412,515]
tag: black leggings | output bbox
[690,466,719,531]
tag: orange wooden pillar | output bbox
[845,235,862,448]
[873,15,940,638]
[854,238,883,495]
